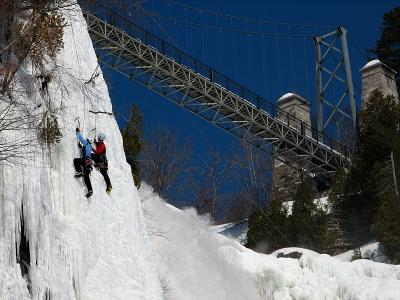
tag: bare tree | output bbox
[141,127,192,198]
[0,0,72,94]
[223,192,254,223]
[0,0,75,163]
[0,94,37,163]
[226,142,272,221]
[194,149,228,221]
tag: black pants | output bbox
[73,158,92,192]
[92,154,112,188]
[99,167,111,188]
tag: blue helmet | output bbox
[98,133,106,141]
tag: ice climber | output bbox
[74,128,93,198]
[92,132,112,194]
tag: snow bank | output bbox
[0,4,162,299]
[211,220,248,245]
[141,184,400,300]
[283,196,330,216]
[278,92,295,100]
[362,59,382,69]
[335,241,388,263]
[140,184,259,300]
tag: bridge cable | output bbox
[249,32,255,91]
[246,19,252,89]
[189,23,194,58]
[184,8,189,53]
[140,2,345,156]
[180,7,215,149]
[142,1,216,151]
[143,11,316,38]
[200,11,206,62]
[289,34,296,92]
[230,17,238,82]
[274,24,283,94]
[302,25,311,101]
[169,0,179,51]
[248,19,255,91]
[139,3,179,47]
[259,21,265,96]
[156,0,336,29]
[216,13,221,71]
[169,0,179,48]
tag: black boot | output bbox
[86,190,93,198]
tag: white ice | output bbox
[140,183,400,300]
[0,4,162,300]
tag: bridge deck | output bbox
[80,3,351,175]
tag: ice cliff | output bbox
[0,5,163,300]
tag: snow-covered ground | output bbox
[140,184,400,300]
[0,5,162,300]
[282,196,331,215]
[211,220,248,245]
[335,241,388,263]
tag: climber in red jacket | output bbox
[92,132,112,193]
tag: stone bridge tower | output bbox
[360,59,399,107]
[272,93,312,201]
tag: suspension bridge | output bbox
[79,0,357,176]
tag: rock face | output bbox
[0,5,163,300]
[272,93,312,201]
[360,59,399,107]
[276,251,303,259]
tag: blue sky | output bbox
[105,0,399,206]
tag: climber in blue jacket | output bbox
[73,128,93,198]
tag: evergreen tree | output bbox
[358,91,400,165]
[374,151,400,263]
[246,199,290,253]
[121,104,143,188]
[376,192,400,263]
[330,90,400,256]
[246,179,333,254]
[369,7,400,90]
[289,180,332,252]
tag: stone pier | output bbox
[272,93,312,201]
[360,59,399,107]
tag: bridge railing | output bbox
[79,0,351,160]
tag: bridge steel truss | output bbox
[314,27,357,136]
[81,8,350,175]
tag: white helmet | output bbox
[98,133,106,141]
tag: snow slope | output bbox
[335,241,388,263]
[140,184,400,300]
[0,5,162,300]
[140,184,259,300]
[211,221,248,245]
